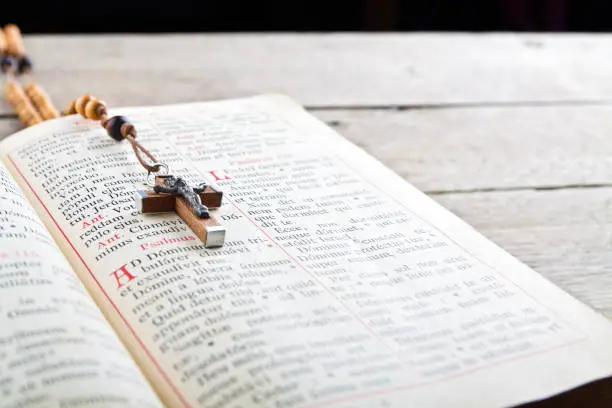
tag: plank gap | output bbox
[427,183,612,196]
[307,99,612,111]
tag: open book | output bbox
[1,94,611,408]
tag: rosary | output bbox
[1,24,225,248]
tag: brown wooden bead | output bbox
[85,98,107,120]
[23,82,59,120]
[0,28,6,53]
[95,100,107,119]
[104,116,130,141]
[0,56,12,73]
[25,114,40,127]
[120,122,136,138]
[74,94,93,116]
[84,99,97,119]
[38,107,54,120]
[17,56,32,74]
[6,81,25,104]
[4,80,42,126]
[16,107,31,119]
[65,100,77,115]
[4,24,25,57]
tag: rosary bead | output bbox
[65,100,77,115]
[74,94,93,116]
[104,115,130,141]
[0,56,12,73]
[4,79,42,126]
[3,24,25,57]
[85,98,107,120]
[23,82,59,120]
[17,56,32,74]
[120,122,136,138]
[0,28,5,52]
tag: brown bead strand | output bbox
[4,25,24,57]
[23,82,59,120]
[67,94,162,173]
[0,29,5,53]
[67,94,108,121]
[3,79,42,126]
[3,24,31,74]
[0,27,13,73]
[64,99,77,115]
[1,24,51,126]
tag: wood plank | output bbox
[0,119,23,139]
[3,33,612,114]
[314,105,612,192]
[435,188,612,319]
[0,116,611,318]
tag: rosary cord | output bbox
[0,23,161,175]
[125,135,162,173]
[66,94,162,173]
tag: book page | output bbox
[0,164,163,408]
[1,94,612,408]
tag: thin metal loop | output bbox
[153,163,169,175]
[145,162,170,186]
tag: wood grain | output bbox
[136,177,223,214]
[0,118,23,137]
[3,33,612,114]
[314,106,612,192]
[175,196,225,248]
[435,188,612,319]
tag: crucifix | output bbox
[1,24,228,249]
[135,175,225,248]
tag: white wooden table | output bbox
[2,33,612,319]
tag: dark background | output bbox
[4,0,612,33]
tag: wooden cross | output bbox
[134,175,225,248]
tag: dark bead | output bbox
[0,56,13,73]
[17,56,32,74]
[105,116,130,141]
